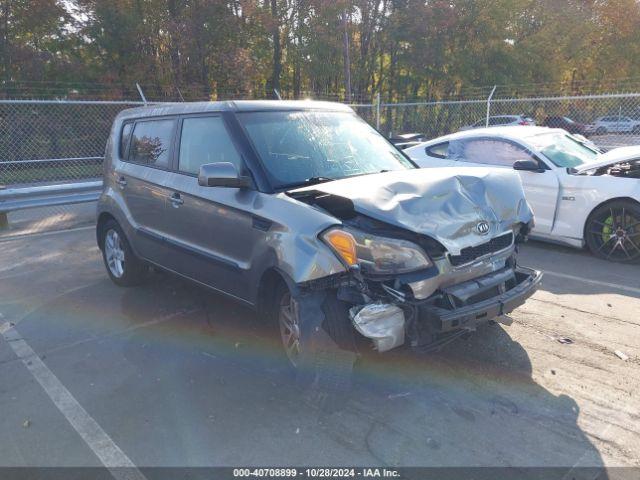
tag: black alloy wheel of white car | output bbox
[585,200,640,263]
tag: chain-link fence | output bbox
[0,100,148,187]
[2,91,640,236]
[3,92,640,190]
[379,92,640,152]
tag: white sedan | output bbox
[406,126,640,263]
[593,115,640,134]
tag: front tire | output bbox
[271,282,357,373]
[585,200,640,263]
[100,220,148,286]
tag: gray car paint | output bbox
[97,100,534,310]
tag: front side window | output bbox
[129,119,175,168]
[238,111,414,189]
[178,116,242,175]
[448,138,534,167]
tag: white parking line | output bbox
[543,270,640,295]
[1,322,147,480]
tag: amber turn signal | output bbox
[323,229,358,266]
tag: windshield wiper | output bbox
[304,176,334,184]
[281,176,335,190]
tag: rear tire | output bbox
[100,220,148,286]
[585,200,640,263]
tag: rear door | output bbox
[160,114,260,301]
[115,117,177,263]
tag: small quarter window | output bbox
[426,142,449,159]
[129,119,175,168]
[120,123,133,158]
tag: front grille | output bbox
[448,233,514,267]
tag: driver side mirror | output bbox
[198,162,251,188]
[513,159,544,173]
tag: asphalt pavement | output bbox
[0,225,638,475]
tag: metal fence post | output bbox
[136,83,148,104]
[486,85,497,127]
[0,186,7,229]
[375,92,381,131]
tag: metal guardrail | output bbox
[0,180,103,214]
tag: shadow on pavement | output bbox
[10,269,609,475]
[519,240,640,300]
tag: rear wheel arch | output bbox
[96,212,117,250]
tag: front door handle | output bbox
[116,176,127,188]
[169,192,184,208]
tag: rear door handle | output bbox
[169,192,184,207]
[116,176,127,188]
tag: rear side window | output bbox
[178,116,242,175]
[129,119,175,168]
[449,138,533,167]
[120,123,133,158]
[426,142,449,158]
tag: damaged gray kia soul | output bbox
[97,100,542,370]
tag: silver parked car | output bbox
[593,115,640,135]
[97,100,541,374]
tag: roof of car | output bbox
[116,100,353,121]
[417,126,563,146]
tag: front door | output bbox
[160,114,262,302]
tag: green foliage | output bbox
[2,0,640,101]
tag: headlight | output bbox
[322,227,432,274]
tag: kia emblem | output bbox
[476,220,490,235]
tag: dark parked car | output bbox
[543,116,589,136]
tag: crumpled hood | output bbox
[291,168,532,255]
[574,145,640,173]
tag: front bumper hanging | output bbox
[422,266,542,333]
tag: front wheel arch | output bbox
[583,197,640,238]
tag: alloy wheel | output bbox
[105,229,126,278]
[278,292,301,366]
[587,207,640,262]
